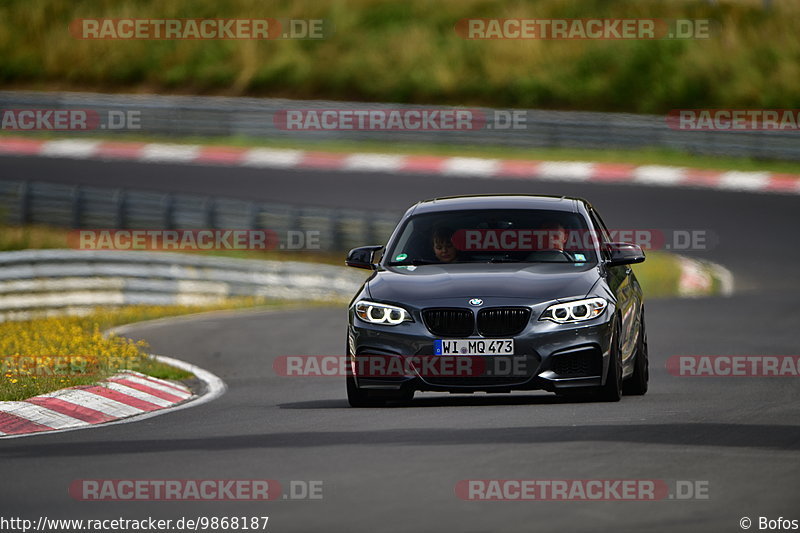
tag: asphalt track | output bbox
[1,154,799,532]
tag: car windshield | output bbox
[385,209,599,266]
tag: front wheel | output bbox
[346,375,386,407]
[623,311,649,396]
[597,322,622,402]
[346,375,415,407]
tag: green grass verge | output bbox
[1,0,798,113]
[0,298,302,401]
[632,251,682,300]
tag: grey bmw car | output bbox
[345,194,648,407]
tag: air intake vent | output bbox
[551,347,603,377]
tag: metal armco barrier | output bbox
[0,249,367,321]
[0,90,796,161]
[0,180,401,252]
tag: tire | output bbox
[597,321,623,402]
[391,387,415,406]
[623,311,649,396]
[346,375,386,407]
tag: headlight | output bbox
[540,297,607,323]
[354,300,413,325]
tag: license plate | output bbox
[434,339,514,356]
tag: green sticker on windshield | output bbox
[574,253,586,261]
[395,253,408,261]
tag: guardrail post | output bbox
[329,210,343,252]
[363,212,376,245]
[249,202,260,230]
[204,197,216,228]
[113,189,126,228]
[70,186,83,228]
[163,193,175,230]
[17,182,30,225]
[288,206,302,236]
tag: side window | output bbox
[588,208,611,244]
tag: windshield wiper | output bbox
[527,260,589,263]
[487,256,524,263]
[388,259,440,266]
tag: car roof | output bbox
[411,194,588,214]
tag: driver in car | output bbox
[541,222,568,252]
[535,221,576,261]
[432,227,458,263]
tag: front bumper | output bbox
[348,303,614,394]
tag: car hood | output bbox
[367,262,600,305]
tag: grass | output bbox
[0,224,75,252]
[1,0,799,113]
[0,298,296,401]
[632,251,682,300]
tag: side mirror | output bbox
[604,242,645,267]
[346,245,384,270]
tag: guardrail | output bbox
[0,179,401,252]
[0,90,796,161]
[0,249,366,321]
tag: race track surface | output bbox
[1,154,799,532]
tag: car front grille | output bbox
[422,308,474,337]
[477,307,531,337]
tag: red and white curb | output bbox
[1,137,799,195]
[0,355,225,439]
[677,256,734,298]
